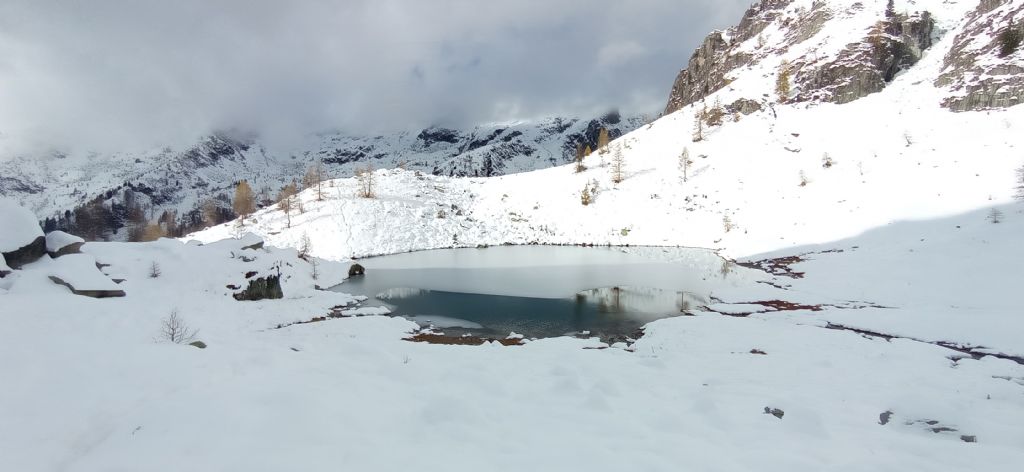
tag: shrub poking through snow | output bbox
[580,185,592,206]
[799,170,809,187]
[160,309,199,344]
[148,261,161,278]
[723,215,735,233]
[822,153,834,168]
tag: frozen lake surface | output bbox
[333,246,761,338]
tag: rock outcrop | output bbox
[0,201,46,269]
[936,0,1024,111]
[791,12,935,104]
[45,231,85,258]
[663,0,793,115]
[233,275,283,301]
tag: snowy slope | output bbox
[189,0,1024,262]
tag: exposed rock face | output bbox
[791,12,935,104]
[663,0,793,115]
[936,0,1024,111]
[2,236,46,270]
[233,275,283,301]
[726,98,764,115]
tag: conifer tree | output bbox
[776,60,791,103]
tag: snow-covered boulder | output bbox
[45,231,85,258]
[0,200,45,269]
[47,254,126,298]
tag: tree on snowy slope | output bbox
[776,61,792,103]
[233,180,256,217]
[611,147,626,184]
[356,165,376,199]
[302,161,326,201]
[575,144,586,173]
[597,128,610,156]
[277,182,298,228]
[679,147,693,182]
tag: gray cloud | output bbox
[0,0,750,154]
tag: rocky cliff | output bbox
[663,0,1023,114]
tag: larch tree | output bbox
[692,109,704,142]
[776,60,791,103]
[679,147,693,182]
[574,144,586,173]
[611,147,626,184]
[356,164,376,199]
[277,182,298,228]
[303,161,326,201]
[597,128,610,155]
[201,199,220,227]
[233,180,256,218]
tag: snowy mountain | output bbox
[0,111,644,239]
[190,0,1024,261]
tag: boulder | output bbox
[348,263,365,277]
[0,200,46,269]
[47,254,126,298]
[45,231,85,258]
[0,254,10,278]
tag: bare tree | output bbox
[148,261,161,278]
[160,309,199,344]
[574,144,586,173]
[988,208,1004,224]
[277,182,298,228]
[356,165,376,198]
[611,147,626,184]
[679,147,693,182]
[303,161,326,201]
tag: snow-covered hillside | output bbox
[0,112,644,234]
[189,0,1023,262]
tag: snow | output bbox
[44,230,84,253]
[3,0,1024,470]
[0,198,43,252]
[44,253,122,292]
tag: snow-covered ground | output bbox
[2,207,1024,470]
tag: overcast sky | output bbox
[0,0,750,154]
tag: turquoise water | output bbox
[333,246,743,339]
